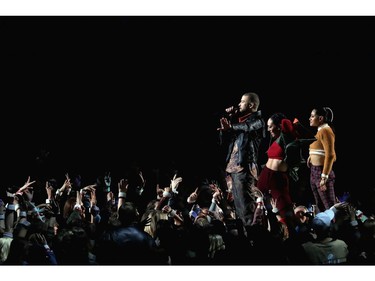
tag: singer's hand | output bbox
[217,117,232,131]
[225,105,239,116]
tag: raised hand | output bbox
[139,171,146,187]
[104,172,111,190]
[135,171,146,196]
[29,233,48,247]
[45,181,53,199]
[59,174,72,194]
[217,117,231,131]
[138,216,151,230]
[16,176,36,195]
[90,189,97,206]
[118,179,129,193]
[81,184,97,193]
[270,197,277,209]
[187,187,199,203]
[107,191,114,203]
[170,173,182,194]
[212,187,223,203]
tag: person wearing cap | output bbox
[293,205,314,242]
[307,106,336,212]
[302,207,349,264]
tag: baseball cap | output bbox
[312,209,335,230]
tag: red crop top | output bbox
[266,118,296,160]
[267,141,284,160]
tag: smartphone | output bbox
[189,204,201,219]
[356,210,368,223]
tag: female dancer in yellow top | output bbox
[307,107,336,212]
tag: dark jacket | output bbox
[221,110,266,167]
[96,225,164,265]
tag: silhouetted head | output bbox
[118,201,139,227]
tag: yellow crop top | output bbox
[309,124,336,175]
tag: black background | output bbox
[1,16,373,197]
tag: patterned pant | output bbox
[310,165,336,212]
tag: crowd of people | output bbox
[1,92,374,265]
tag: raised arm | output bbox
[117,179,128,210]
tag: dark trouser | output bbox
[310,165,336,212]
[229,169,257,227]
[257,166,293,218]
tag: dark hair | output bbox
[269,112,287,128]
[118,201,138,226]
[313,107,335,133]
[313,107,334,124]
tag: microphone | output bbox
[224,105,239,116]
[212,105,239,118]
